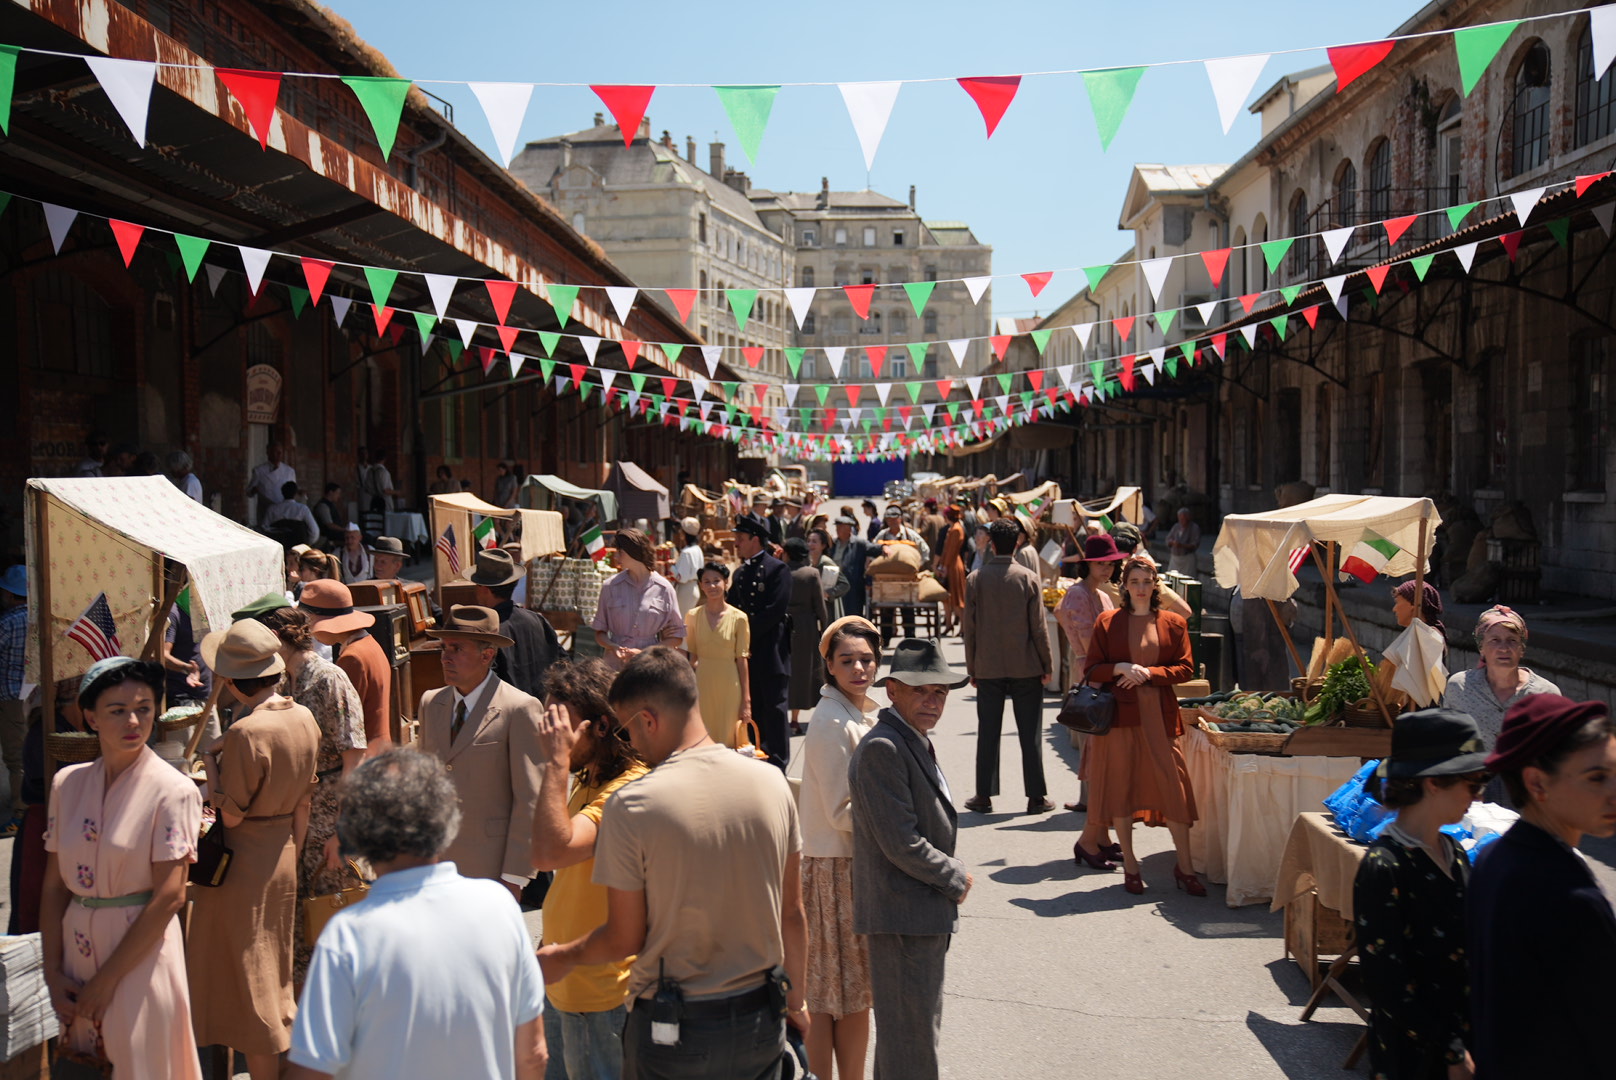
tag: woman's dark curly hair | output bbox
[543,659,644,786]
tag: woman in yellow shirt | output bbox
[681,563,752,748]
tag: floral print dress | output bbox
[45,747,204,1079]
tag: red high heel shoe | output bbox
[1173,865,1207,897]
[1072,841,1115,871]
[1123,871,1145,895]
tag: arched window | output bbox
[890,309,907,334]
[800,266,814,288]
[1288,189,1310,277]
[803,312,816,335]
[571,212,586,234]
[1512,42,1552,175]
[1434,97,1463,215]
[1366,139,1391,220]
[1577,25,1616,146]
[699,270,708,291]
[924,311,938,335]
[1333,161,1357,227]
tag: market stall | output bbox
[607,461,670,527]
[428,491,565,599]
[517,473,619,526]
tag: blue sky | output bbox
[324,0,1420,318]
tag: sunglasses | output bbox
[1440,771,1491,795]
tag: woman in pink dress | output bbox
[41,657,203,1079]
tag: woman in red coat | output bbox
[1083,556,1204,896]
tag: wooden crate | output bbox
[1284,889,1355,989]
[871,580,920,604]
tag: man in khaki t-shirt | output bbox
[537,647,808,1077]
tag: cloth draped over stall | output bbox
[516,475,618,524]
[607,462,669,525]
[429,492,564,587]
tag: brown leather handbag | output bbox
[302,860,371,943]
[1055,683,1115,735]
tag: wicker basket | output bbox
[156,707,205,735]
[1342,699,1391,729]
[45,731,102,764]
[1291,677,1324,701]
[1196,718,1291,754]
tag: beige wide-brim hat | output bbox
[425,604,515,648]
[201,620,287,680]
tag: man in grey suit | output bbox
[417,605,545,899]
[849,638,973,1080]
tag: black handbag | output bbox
[189,821,233,887]
[1056,683,1116,735]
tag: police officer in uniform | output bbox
[729,513,793,769]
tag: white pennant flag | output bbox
[784,383,799,406]
[1240,324,1259,349]
[1140,257,1174,304]
[902,413,914,430]
[454,318,479,345]
[604,286,637,323]
[993,394,1009,418]
[579,336,601,364]
[1509,187,1545,223]
[424,274,458,318]
[947,339,970,367]
[1073,323,1094,349]
[1335,295,1350,321]
[1454,242,1479,273]
[839,417,854,432]
[922,403,938,425]
[838,81,902,170]
[775,407,788,428]
[699,401,713,421]
[1148,346,1166,373]
[700,345,723,377]
[824,346,847,377]
[600,369,618,394]
[1195,301,1219,324]
[509,354,526,379]
[1594,202,1616,237]
[1057,364,1075,388]
[1593,4,1616,78]
[783,287,816,329]
[966,376,984,400]
[204,264,228,296]
[1141,363,1157,386]
[848,408,863,427]
[962,276,992,304]
[1321,226,1354,264]
[626,391,640,413]
[1322,274,1347,302]
[468,82,535,167]
[1203,54,1270,134]
[331,296,353,328]
[691,375,710,400]
[875,381,892,405]
[238,247,272,294]
[41,204,77,254]
[86,58,157,147]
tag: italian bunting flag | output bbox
[1339,531,1400,584]
[580,524,607,562]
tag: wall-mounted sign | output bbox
[245,364,282,424]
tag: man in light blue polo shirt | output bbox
[287,750,547,1080]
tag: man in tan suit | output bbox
[417,605,545,897]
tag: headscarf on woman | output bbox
[1393,580,1445,635]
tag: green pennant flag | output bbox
[1446,202,1480,231]
[664,343,684,365]
[0,45,18,135]
[1019,391,1033,412]
[713,85,780,165]
[538,357,555,383]
[630,372,648,393]
[726,288,757,332]
[535,331,561,358]
[1165,356,1179,378]
[874,407,887,424]
[1155,308,1176,335]
[1082,264,1112,292]
[1081,66,1146,151]
[784,347,805,378]
[1455,21,1520,96]
[1546,218,1571,249]
[446,339,464,362]
[174,234,210,283]
[287,284,309,319]
[364,267,398,310]
[650,394,664,413]
[1089,360,1106,387]
[341,76,412,160]
[545,285,579,328]
[799,408,813,427]
[1030,329,1053,355]
[1261,237,1295,275]
[1280,284,1303,306]
[1409,254,1436,281]
[906,342,928,370]
[814,384,830,406]
[861,417,874,432]
[725,382,740,402]
[1179,341,1196,365]
[413,311,437,344]
[1271,314,1290,340]
[905,381,923,403]
[903,281,935,316]
[995,373,1013,395]
[1362,287,1380,310]
[946,402,961,422]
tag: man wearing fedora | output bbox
[830,514,872,619]
[417,605,544,896]
[471,548,563,700]
[849,639,973,1080]
[367,535,408,582]
[730,514,793,768]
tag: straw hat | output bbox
[201,620,287,680]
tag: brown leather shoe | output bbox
[963,796,993,814]
[1026,797,1056,814]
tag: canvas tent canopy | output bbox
[517,475,618,524]
[1052,487,1144,530]
[1001,480,1059,508]
[608,462,670,525]
[23,476,285,694]
[428,492,565,592]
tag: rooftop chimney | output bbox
[909,184,916,211]
[724,168,750,194]
[686,135,697,161]
[817,176,829,209]
[593,112,605,127]
[560,137,573,168]
[709,141,725,179]
[661,129,674,149]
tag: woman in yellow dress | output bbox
[682,562,752,748]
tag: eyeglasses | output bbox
[1446,771,1491,795]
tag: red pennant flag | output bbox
[898,405,912,423]
[569,363,586,387]
[989,335,1011,359]
[485,280,518,325]
[217,68,282,150]
[843,283,876,319]
[956,76,1021,138]
[1301,305,1320,329]
[302,258,335,307]
[1238,293,1260,314]
[749,405,763,426]
[497,324,520,354]
[1119,355,1137,393]
[1200,248,1232,287]
[388,322,406,345]
[675,399,689,417]
[935,379,954,399]
[1499,231,1524,261]
[1365,264,1391,293]
[372,304,395,336]
[1383,215,1418,246]
[590,85,656,147]
[1576,171,1611,197]
[1112,316,1135,342]
[1027,370,1045,392]
[1327,41,1395,92]
[1045,385,1060,406]
[846,385,863,408]
[666,378,680,399]
[864,345,887,379]
[742,346,764,368]
[479,346,498,374]
[621,340,641,368]
[972,399,985,419]
[110,220,144,267]
[882,415,893,431]
[1021,271,1052,296]
[664,289,696,323]
[1211,333,1228,359]
[751,381,768,404]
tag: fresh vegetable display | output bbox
[1303,656,1378,725]
[1196,691,1307,733]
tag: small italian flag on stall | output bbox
[473,516,497,549]
[580,524,607,562]
[1340,531,1400,584]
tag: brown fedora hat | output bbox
[298,579,375,635]
[469,547,525,587]
[426,604,515,648]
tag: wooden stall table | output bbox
[868,601,943,645]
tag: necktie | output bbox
[451,700,467,743]
[926,738,937,763]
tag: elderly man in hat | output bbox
[367,535,407,581]
[417,605,544,896]
[830,514,873,618]
[730,513,794,768]
[0,566,27,828]
[471,548,562,699]
[849,639,972,1080]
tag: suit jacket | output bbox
[417,675,545,882]
[831,536,872,614]
[848,709,968,936]
[731,550,792,664]
[963,556,1051,680]
[1084,608,1194,733]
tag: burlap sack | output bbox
[868,542,923,578]
[916,573,948,603]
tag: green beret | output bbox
[231,591,293,621]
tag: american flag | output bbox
[436,524,461,576]
[66,593,121,662]
[1287,544,1311,575]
